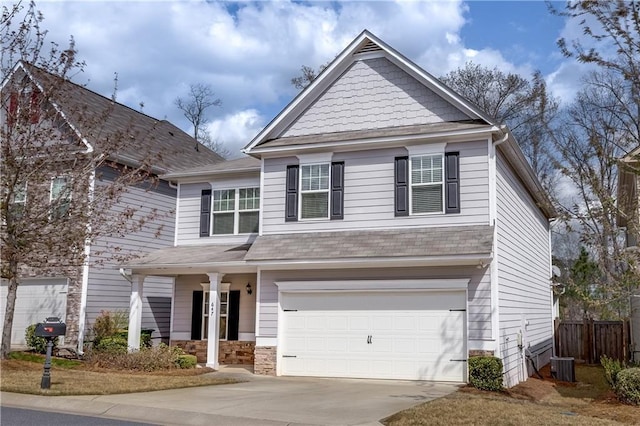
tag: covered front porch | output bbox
[123,243,256,369]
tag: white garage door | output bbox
[280,290,466,381]
[0,278,68,346]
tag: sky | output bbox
[16,0,594,157]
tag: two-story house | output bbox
[124,31,556,387]
[0,62,223,352]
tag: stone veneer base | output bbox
[254,346,277,376]
[171,340,255,365]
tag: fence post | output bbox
[624,319,630,363]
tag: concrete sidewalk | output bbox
[0,367,460,425]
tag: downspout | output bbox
[119,268,133,283]
[76,169,95,354]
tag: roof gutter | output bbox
[249,126,497,156]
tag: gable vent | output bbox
[355,40,382,55]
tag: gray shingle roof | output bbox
[22,63,224,173]
[127,243,251,268]
[245,226,493,261]
[162,156,260,180]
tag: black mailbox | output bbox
[35,317,66,338]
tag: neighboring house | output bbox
[617,146,640,363]
[124,31,556,387]
[0,62,223,352]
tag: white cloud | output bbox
[22,0,579,147]
[206,109,266,157]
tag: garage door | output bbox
[280,290,466,381]
[0,278,68,346]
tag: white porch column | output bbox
[127,274,146,351]
[206,272,222,369]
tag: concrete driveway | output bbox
[1,369,460,425]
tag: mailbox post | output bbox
[34,317,66,389]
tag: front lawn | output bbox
[0,352,238,396]
[384,365,639,426]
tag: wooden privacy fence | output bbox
[554,319,631,364]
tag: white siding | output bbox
[258,266,491,345]
[262,141,489,234]
[176,176,260,246]
[283,57,469,137]
[172,273,256,339]
[86,180,176,343]
[495,152,553,388]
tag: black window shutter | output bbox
[200,189,211,237]
[227,290,240,341]
[394,156,409,216]
[285,165,299,222]
[191,291,203,340]
[330,162,344,220]
[445,152,460,214]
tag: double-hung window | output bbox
[9,182,27,218]
[285,161,344,222]
[212,189,235,234]
[238,188,260,233]
[207,187,260,235]
[410,154,444,214]
[50,176,71,219]
[395,149,459,216]
[300,164,330,219]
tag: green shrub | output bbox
[95,336,128,354]
[25,324,58,354]
[601,355,624,388]
[176,354,197,369]
[615,368,640,405]
[91,310,128,346]
[469,356,503,391]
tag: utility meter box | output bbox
[35,317,66,338]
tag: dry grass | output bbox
[384,365,640,426]
[0,359,239,396]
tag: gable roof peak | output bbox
[243,30,496,155]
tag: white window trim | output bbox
[409,154,445,215]
[299,162,330,220]
[211,187,260,235]
[12,181,27,205]
[49,176,71,219]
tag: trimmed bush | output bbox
[95,336,128,354]
[601,355,624,388]
[176,354,197,369]
[469,356,503,391]
[25,324,58,354]
[615,368,640,405]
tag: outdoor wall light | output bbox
[246,283,253,295]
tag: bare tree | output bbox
[174,83,226,156]
[550,72,638,318]
[441,63,559,189]
[290,62,330,90]
[0,2,176,358]
[553,0,640,148]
